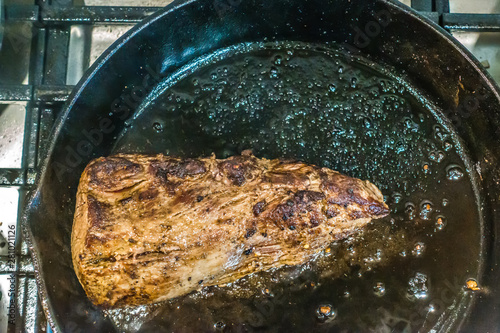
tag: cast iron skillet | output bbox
[22,0,500,331]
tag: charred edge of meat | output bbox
[120,197,133,205]
[366,202,390,216]
[148,159,207,195]
[138,188,159,201]
[175,159,207,178]
[245,228,257,238]
[128,270,139,279]
[89,157,143,189]
[264,171,310,186]
[348,210,365,220]
[148,164,175,194]
[270,190,326,229]
[85,233,108,248]
[309,215,321,227]
[295,190,326,203]
[218,155,258,186]
[326,191,389,217]
[325,207,339,219]
[171,189,201,206]
[87,196,108,229]
[277,158,301,165]
[216,218,233,225]
[321,173,389,217]
[253,200,266,216]
[150,159,207,182]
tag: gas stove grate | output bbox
[0,0,498,332]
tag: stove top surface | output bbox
[0,0,498,332]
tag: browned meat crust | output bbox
[71,151,389,308]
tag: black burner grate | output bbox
[0,0,498,332]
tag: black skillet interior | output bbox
[22,0,500,332]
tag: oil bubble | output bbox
[262,288,274,297]
[429,151,445,163]
[443,140,453,151]
[274,55,283,66]
[446,164,464,181]
[423,163,430,174]
[269,67,279,79]
[404,118,414,129]
[419,201,433,220]
[343,290,350,298]
[351,77,357,88]
[395,141,407,154]
[465,279,481,291]
[214,321,226,331]
[328,84,337,93]
[363,117,372,129]
[364,250,382,264]
[407,272,429,300]
[412,242,425,256]
[316,304,336,322]
[442,198,449,207]
[373,282,386,297]
[435,215,446,231]
[405,202,416,220]
[392,192,402,204]
[338,66,344,74]
[153,122,163,132]
[433,125,447,142]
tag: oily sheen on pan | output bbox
[71,151,389,308]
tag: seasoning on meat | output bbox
[71,151,389,308]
